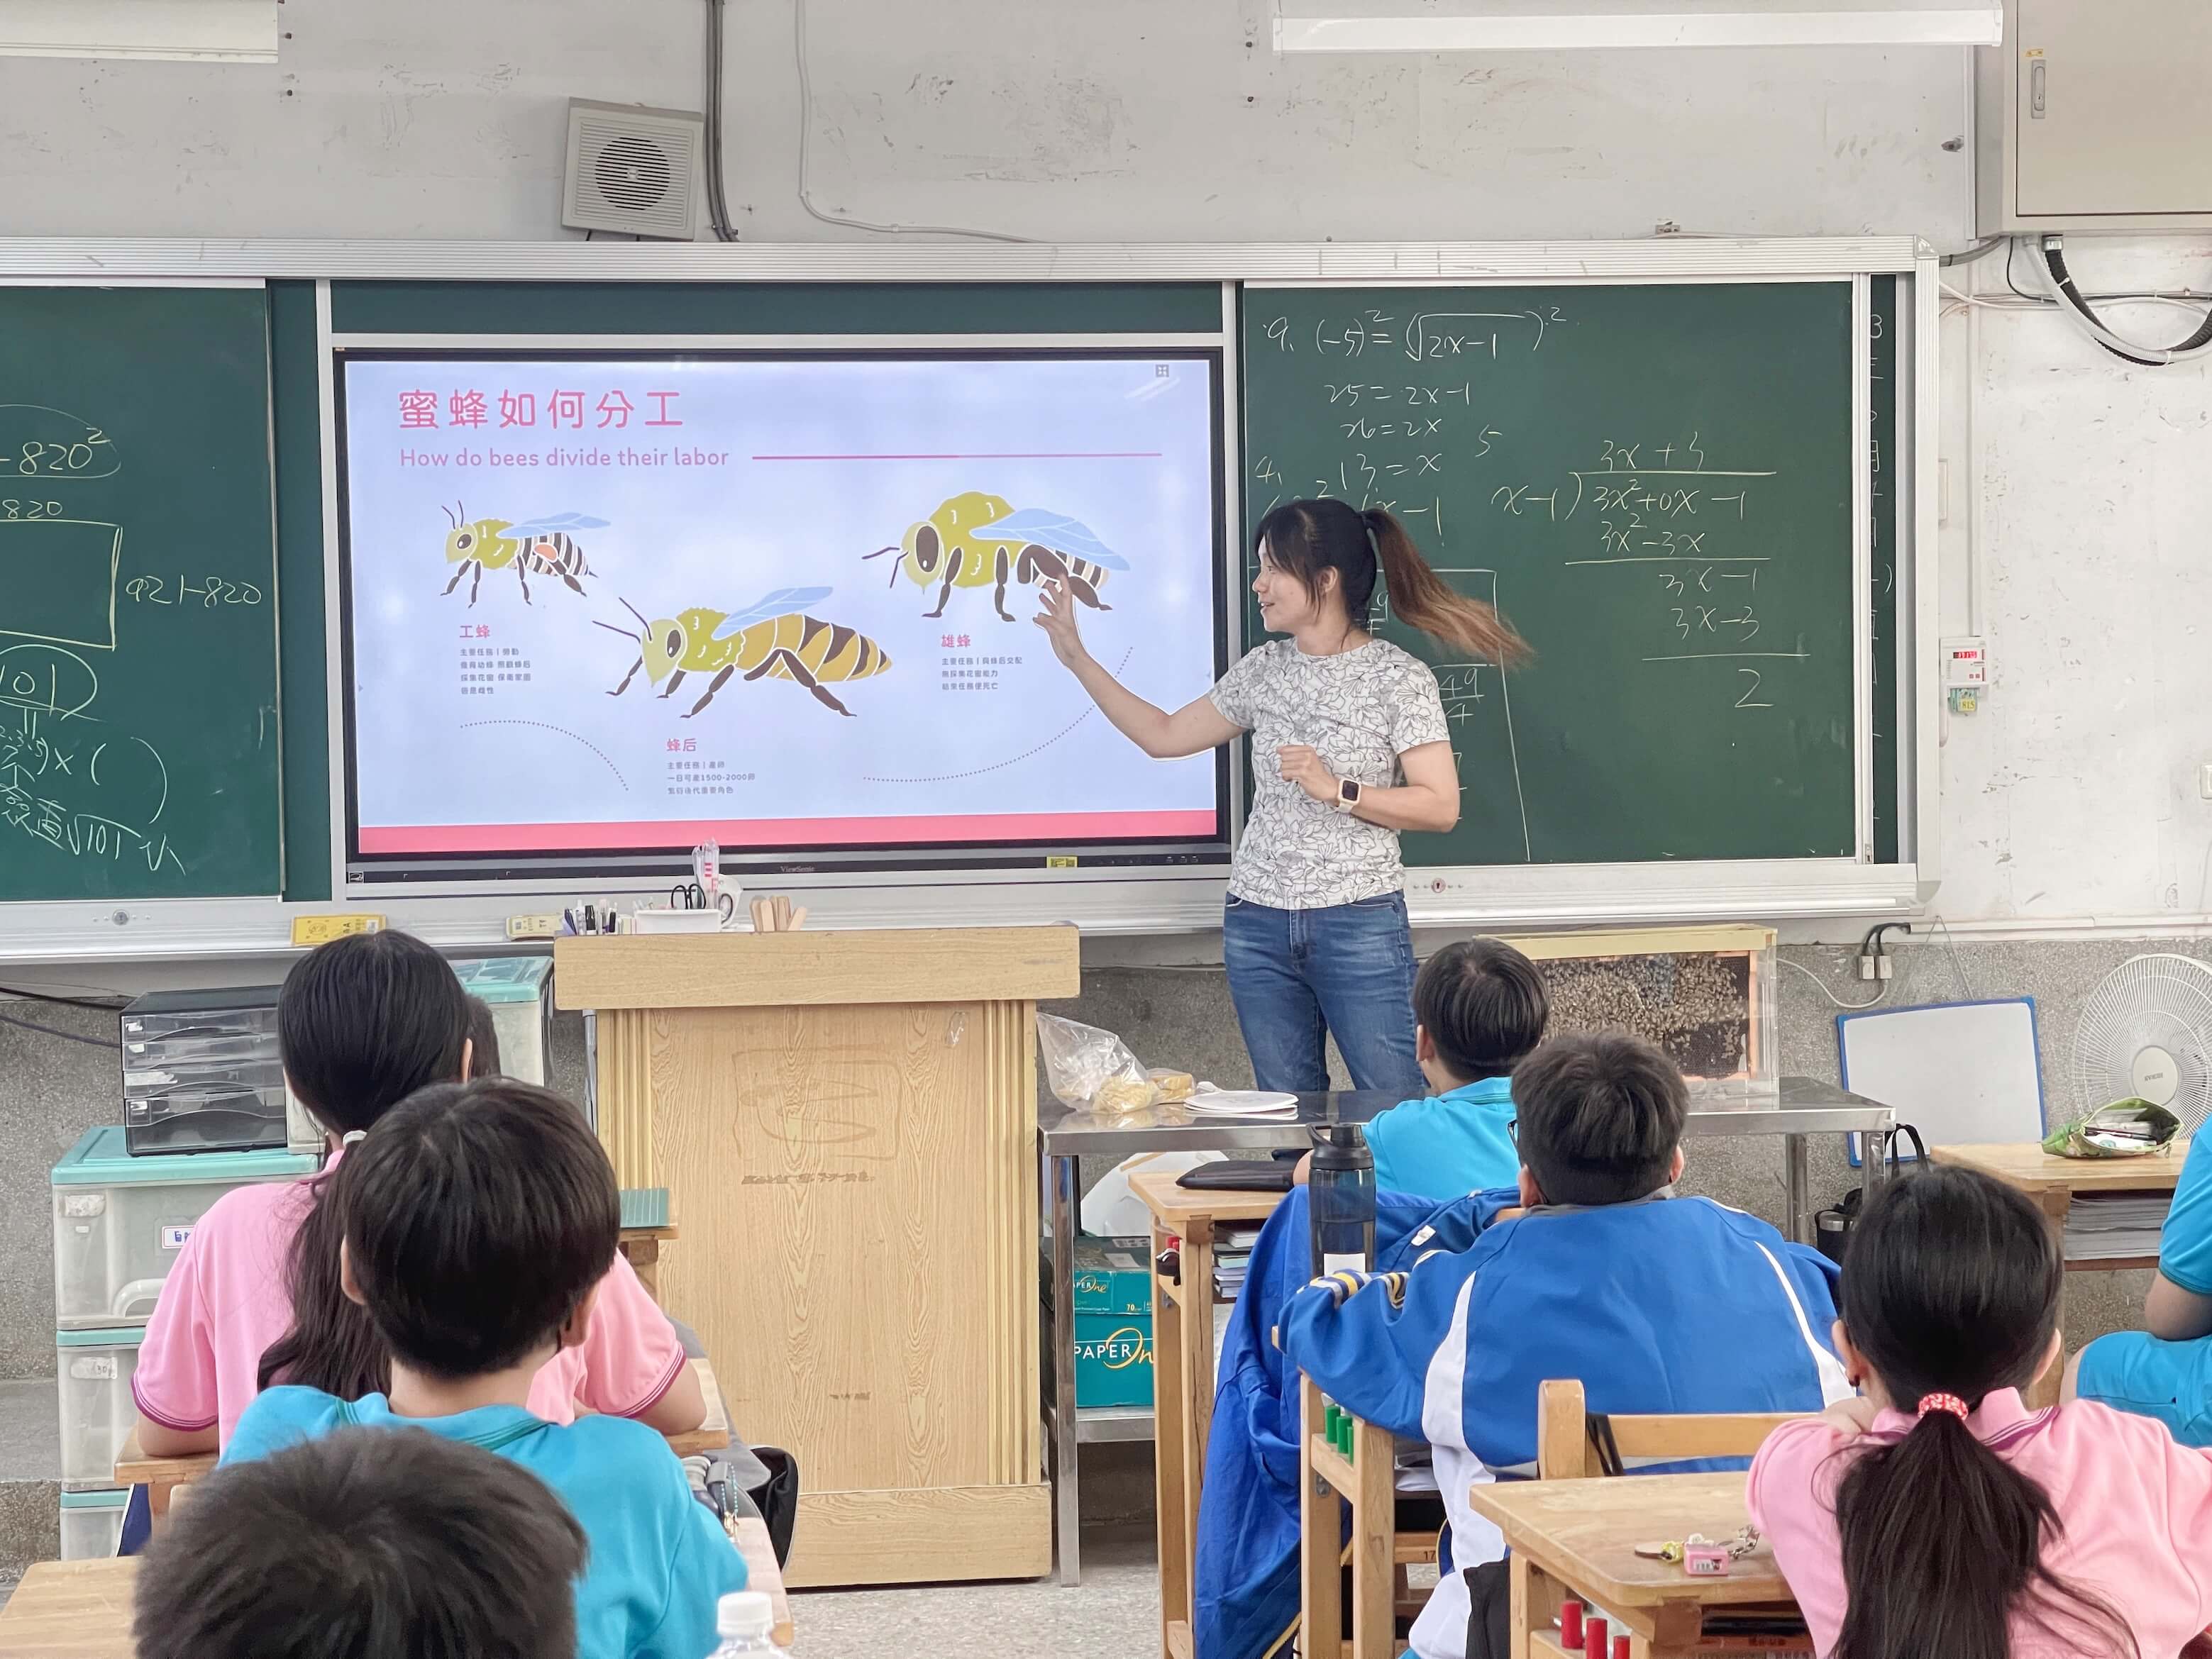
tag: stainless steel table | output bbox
[1038,1076,1897,1585]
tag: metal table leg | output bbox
[1861,1128,1895,1203]
[1784,1131,1811,1245]
[1051,1151,1081,1586]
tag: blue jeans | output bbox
[1222,892,1423,1096]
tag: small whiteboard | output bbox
[1837,999,2046,1165]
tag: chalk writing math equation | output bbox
[0,286,286,900]
[0,692,181,877]
[1491,434,1805,711]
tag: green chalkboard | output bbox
[0,285,281,899]
[1241,282,1862,866]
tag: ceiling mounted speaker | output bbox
[562,99,705,241]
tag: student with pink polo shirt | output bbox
[131,931,703,1459]
[1749,1165,2212,1659]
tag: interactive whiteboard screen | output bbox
[337,350,1226,874]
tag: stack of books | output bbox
[1210,1225,1266,1299]
[2062,1192,2172,1263]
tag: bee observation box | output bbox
[1498,925,1779,1104]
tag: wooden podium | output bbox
[554,926,1078,1587]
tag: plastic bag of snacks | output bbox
[1037,1014,1158,1113]
[2041,1098,2183,1159]
[1146,1068,1196,1104]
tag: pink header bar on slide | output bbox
[358,809,1218,855]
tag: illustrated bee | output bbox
[595,587,892,718]
[865,492,1129,621]
[440,506,609,606]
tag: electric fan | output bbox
[2069,953,2212,1134]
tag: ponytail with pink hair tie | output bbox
[1915,1392,1970,1423]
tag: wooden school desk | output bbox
[1467,1472,1801,1659]
[1129,1169,1287,1659]
[1928,1140,2189,1407]
[111,1357,731,1522]
[0,1519,798,1655]
[0,1560,136,1659]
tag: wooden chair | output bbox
[1300,1378,1812,1659]
[1534,1377,1808,1479]
[1298,1380,1442,1659]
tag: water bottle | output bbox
[1307,1123,1376,1280]
[709,1591,777,1656]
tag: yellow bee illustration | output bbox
[865,492,1129,621]
[441,506,607,607]
[595,587,892,718]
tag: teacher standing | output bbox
[1036,498,1530,1096]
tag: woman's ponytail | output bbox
[1362,506,1531,666]
[1251,498,1531,666]
[1831,1168,2135,1659]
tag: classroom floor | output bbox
[791,1530,1158,1659]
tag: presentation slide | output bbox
[340,352,1223,860]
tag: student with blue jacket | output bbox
[1281,1034,1851,1659]
[1294,937,1548,1199]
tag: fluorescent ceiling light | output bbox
[1275,0,2003,51]
[0,0,278,62]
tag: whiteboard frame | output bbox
[0,238,1937,963]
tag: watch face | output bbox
[1342,779,1361,804]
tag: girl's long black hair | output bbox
[1254,498,1530,666]
[1832,1166,2135,1659]
[257,931,470,1397]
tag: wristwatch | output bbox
[1334,777,1362,814]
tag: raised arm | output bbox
[1034,579,1239,760]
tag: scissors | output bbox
[670,883,737,921]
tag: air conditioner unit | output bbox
[562,100,705,242]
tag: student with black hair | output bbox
[1293,938,1549,1199]
[223,1079,744,1659]
[1276,1034,1847,1659]
[1750,1165,2212,1659]
[131,930,701,1462]
[135,1426,586,1659]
